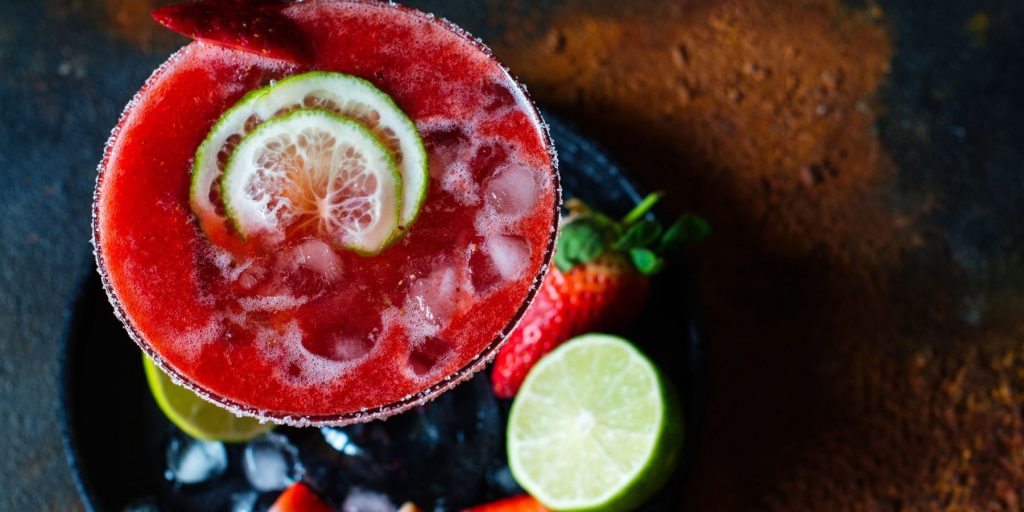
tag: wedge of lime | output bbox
[191,71,427,244]
[221,109,402,255]
[507,334,683,512]
[143,355,273,442]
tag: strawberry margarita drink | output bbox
[93,0,559,424]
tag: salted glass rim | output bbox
[91,0,561,427]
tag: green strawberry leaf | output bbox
[629,247,664,275]
[553,250,575,274]
[614,220,663,250]
[658,215,710,255]
[555,218,606,272]
[555,194,706,275]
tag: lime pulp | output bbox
[507,334,683,512]
[143,355,273,442]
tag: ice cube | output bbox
[470,140,509,181]
[299,295,382,364]
[407,336,452,376]
[272,238,344,298]
[291,238,343,281]
[485,235,531,281]
[469,241,503,294]
[315,372,500,509]
[484,165,537,218]
[404,265,459,337]
[322,334,374,362]
[234,258,270,293]
[121,498,160,512]
[321,427,364,457]
[242,432,304,492]
[343,487,397,512]
[229,491,259,512]
[423,126,467,179]
[164,435,228,485]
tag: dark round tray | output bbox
[60,114,706,511]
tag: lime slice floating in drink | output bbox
[221,109,402,255]
[191,71,427,244]
[507,334,684,512]
[143,355,273,442]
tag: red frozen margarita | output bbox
[93,0,559,424]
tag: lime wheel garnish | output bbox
[220,109,402,255]
[191,71,427,247]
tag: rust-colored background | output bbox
[2,0,1022,510]
[483,2,1024,509]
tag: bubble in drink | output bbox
[164,435,228,485]
[242,432,305,492]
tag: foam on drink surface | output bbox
[94,0,557,420]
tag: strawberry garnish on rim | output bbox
[491,193,709,398]
[152,0,311,63]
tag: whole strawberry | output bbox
[491,193,708,398]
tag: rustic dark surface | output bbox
[1,0,1023,510]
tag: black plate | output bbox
[60,114,705,512]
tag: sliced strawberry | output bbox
[151,0,310,63]
[462,495,550,512]
[209,0,288,4]
[269,482,332,512]
[491,193,709,398]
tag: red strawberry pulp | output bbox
[94,0,558,422]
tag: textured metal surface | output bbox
[476,0,1024,509]
[3,0,1024,510]
[1,1,163,510]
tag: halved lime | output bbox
[191,71,427,243]
[507,334,683,512]
[143,355,273,442]
[221,109,402,255]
